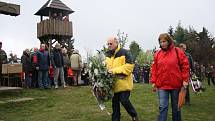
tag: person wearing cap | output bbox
[70,49,82,86]
[51,43,67,89]
[150,33,190,121]
[105,36,139,121]
[0,42,7,80]
[21,49,32,88]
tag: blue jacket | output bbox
[37,50,50,71]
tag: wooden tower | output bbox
[34,0,74,54]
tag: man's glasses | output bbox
[107,43,113,45]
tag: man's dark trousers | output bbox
[112,91,137,121]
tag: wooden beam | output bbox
[0,2,20,16]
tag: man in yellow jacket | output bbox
[105,36,138,121]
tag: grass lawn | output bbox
[0,83,215,121]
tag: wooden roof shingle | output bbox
[35,0,74,16]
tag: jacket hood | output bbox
[73,49,79,54]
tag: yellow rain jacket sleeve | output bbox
[105,46,134,93]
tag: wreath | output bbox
[88,50,116,111]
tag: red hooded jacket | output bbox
[150,43,190,90]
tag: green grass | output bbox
[0,83,215,121]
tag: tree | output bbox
[173,22,188,45]
[174,25,215,65]
[129,41,141,61]
[194,27,215,65]
[136,49,154,66]
[117,30,128,48]
[168,26,174,38]
[136,50,147,66]
[168,23,215,65]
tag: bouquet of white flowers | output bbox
[88,50,116,111]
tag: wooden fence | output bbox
[37,19,73,38]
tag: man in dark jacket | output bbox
[0,41,7,80]
[21,49,32,88]
[51,43,67,89]
[143,63,150,84]
[179,43,194,106]
[206,65,215,86]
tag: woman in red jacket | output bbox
[150,33,190,121]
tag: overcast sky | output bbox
[1,0,215,59]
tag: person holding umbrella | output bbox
[150,33,190,121]
[179,43,194,106]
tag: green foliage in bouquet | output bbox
[89,50,116,102]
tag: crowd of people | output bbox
[0,42,90,89]
[132,56,215,87]
[104,34,214,121]
[0,32,215,121]
[133,62,150,84]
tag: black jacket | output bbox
[51,48,64,68]
[21,52,32,72]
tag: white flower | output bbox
[94,68,99,75]
[89,50,116,105]
[99,103,106,111]
[98,82,103,87]
[102,61,106,66]
[88,62,93,68]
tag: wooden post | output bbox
[49,10,51,18]
[40,16,43,22]
[48,38,52,55]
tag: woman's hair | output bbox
[158,33,173,42]
[158,33,173,49]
